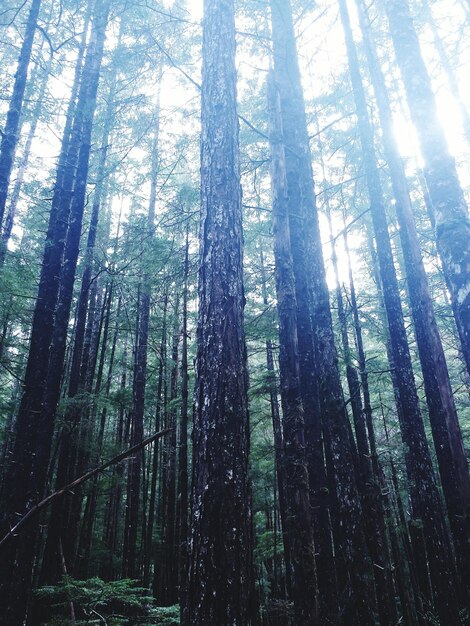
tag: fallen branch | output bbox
[0,428,171,550]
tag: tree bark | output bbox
[183,0,253,623]
[0,0,42,229]
[0,3,111,621]
[357,0,470,601]
[268,75,318,626]
[340,1,461,621]
[383,0,470,378]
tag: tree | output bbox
[0,2,111,621]
[268,73,318,625]
[339,0,461,621]
[357,0,470,601]
[183,1,253,624]
[0,0,42,231]
[384,0,470,377]
[270,0,375,622]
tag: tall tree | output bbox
[339,0,462,621]
[177,229,190,604]
[183,0,253,624]
[270,0,375,622]
[356,0,470,600]
[421,0,470,142]
[40,54,118,584]
[383,0,470,375]
[268,74,318,625]
[0,0,42,230]
[0,2,111,621]
[123,96,160,581]
[0,51,52,265]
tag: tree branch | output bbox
[0,428,171,550]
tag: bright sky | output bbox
[3,0,469,293]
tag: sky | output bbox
[3,0,469,291]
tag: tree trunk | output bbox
[357,0,470,601]
[0,52,52,265]
[259,242,292,598]
[0,3,111,621]
[177,233,190,604]
[270,1,375,622]
[327,207,397,626]
[0,0,42,229]
[267,75,318,626]
[183,0,253,623]
[383,0,470,379]
[146,293,168,589]
[339,1,461,621]
[422,0,470,142]
[122,88,160,581]
[41,59,117,582]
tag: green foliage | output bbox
[147,605,180,625]
[36,576,154,624]
[36,577,180,624]
[255,529,276,563]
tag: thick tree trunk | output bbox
[340,1,461,622]
[383,0,470,377]
[270,1,374,623]
[357,0,470,601]
[183,0,253,623]
[0,3,111,621]
[268,76,318,626]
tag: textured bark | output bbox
[340,1,461,622]
[383,0,470,378]
[357,0,470,601]
[41,63,116,583]
[0,52,52,266]
[268,76,318,626]
[0,3,111,621]
[270,1,374,623]
[183,0,253,623]
[0,0,42,229]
